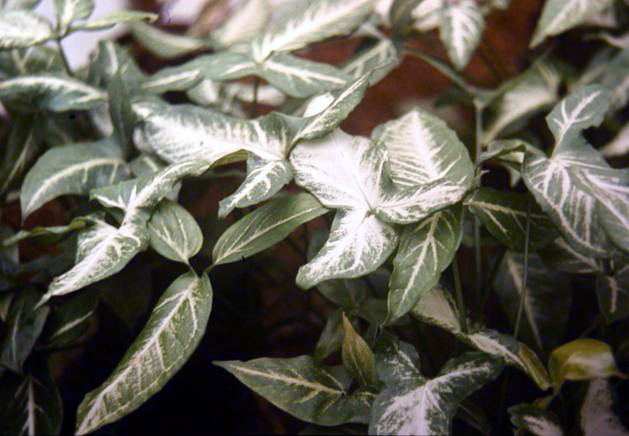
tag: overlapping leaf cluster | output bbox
[0,0,628,435]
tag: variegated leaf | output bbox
[213,0,271,47]
[259,53,350,98]
[133,100,285,165]
[374,335,423,386]
[439,0,484,70]
[465,188,557,251]
[531,0,614,47]
[0,75,106,111]
[20,141,129,219]
[0,358,62,436]
[215,356,373,425]
[410,0,441,32]
[599,48,629,111]
[493,251,571,351]
[4,215,92,246]
[71,10,157,31]
[580,379,629,436]
[596,267,629,323]
[509,404,564,436]
[130,22,209,59]
[296,209,398,289]
[372,108,474,189]
[412,286,461,333]
[41,219,147,303]
[369,353,502,435]
[213,193,328,265]
[341,37,399,83]
[76,272,213,435]
[0,10,55,49]
[54,0,94,34]
[2,0,43,10]
[148,199,203,264]
[387,206,463,321]
[251,0,375,61]
[484,61,561,143]
[546,85,610,156]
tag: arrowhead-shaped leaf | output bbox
[0,10,54,49]
[387,206,463,321]
[580,379,629,436]
[20,140,129,219]
[76,272,213,435]
[466,188,557,251]
[148,199,203,264]
[0,75,106,111]
[369,352,502,435]
[215,356,373,425]
[213,193,328,265]
[439,0,484,70]
[374,335,423,386]
[531,0,614,47]
[251,0,374,61]
[296,209,398,288]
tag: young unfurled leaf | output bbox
[595,267,629,323]
[54,0,94,34]
[466,188,557,251]
[0,75,106,111]
[0,10,55,49]
[0,358,62,436]
[148,199,203,264]
[130,22,210,59]
[314,309,344,362]
[213,193,328,265]
[296,209,398,289]
[251,0,375,61]
[258,53,350,98]
[387,206,463,322]
[439,0,484,70]
[341,313,379,386]
[509,404,564,436]
[493,251,571,351]
[369,352,502,435]
[549,339,625,389]
[531,0,614,47]
[215,356,372,425]
[76,272,213,435]
[580,378,629,436]
[20,140,129,219]
[0,288,49,372]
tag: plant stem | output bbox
[250,77,260,118]
[473,99,484,306]
[56,38,73,76]
[513,197,532,341]
[452,256,467,332]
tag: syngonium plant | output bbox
[0,0,628,434]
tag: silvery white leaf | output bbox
[296,209,398,288]
[20,141,129,219]
[439,0,484,70]
[370,353,501,435]
[76,272,213,435]
[259,53,350,98]
[71,10,157,31]
[0,10,54,49]
[509,404,564,436]
[0,75,106,111]
[251,0,374,61]
[531,0,614,47]
[411,0,442,32]
[580,379,629,436]
[213,0,271,47]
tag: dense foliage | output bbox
[0,0,628,434]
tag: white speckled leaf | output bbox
[20,141,128,219]
[76,272,212,435]
[296,209,398,289]
[580,379,629,436]
[251,0,374,61]
[531,0,613,47]
[439,0,484,70]
[369,353,502,435]
[0,10,54,49]
[215,356,373,425]
[509,404,564,436]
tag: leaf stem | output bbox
[513,197,532,341]
[56,38,73,76]
[473,99,484,305]
[452,256,467,332]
